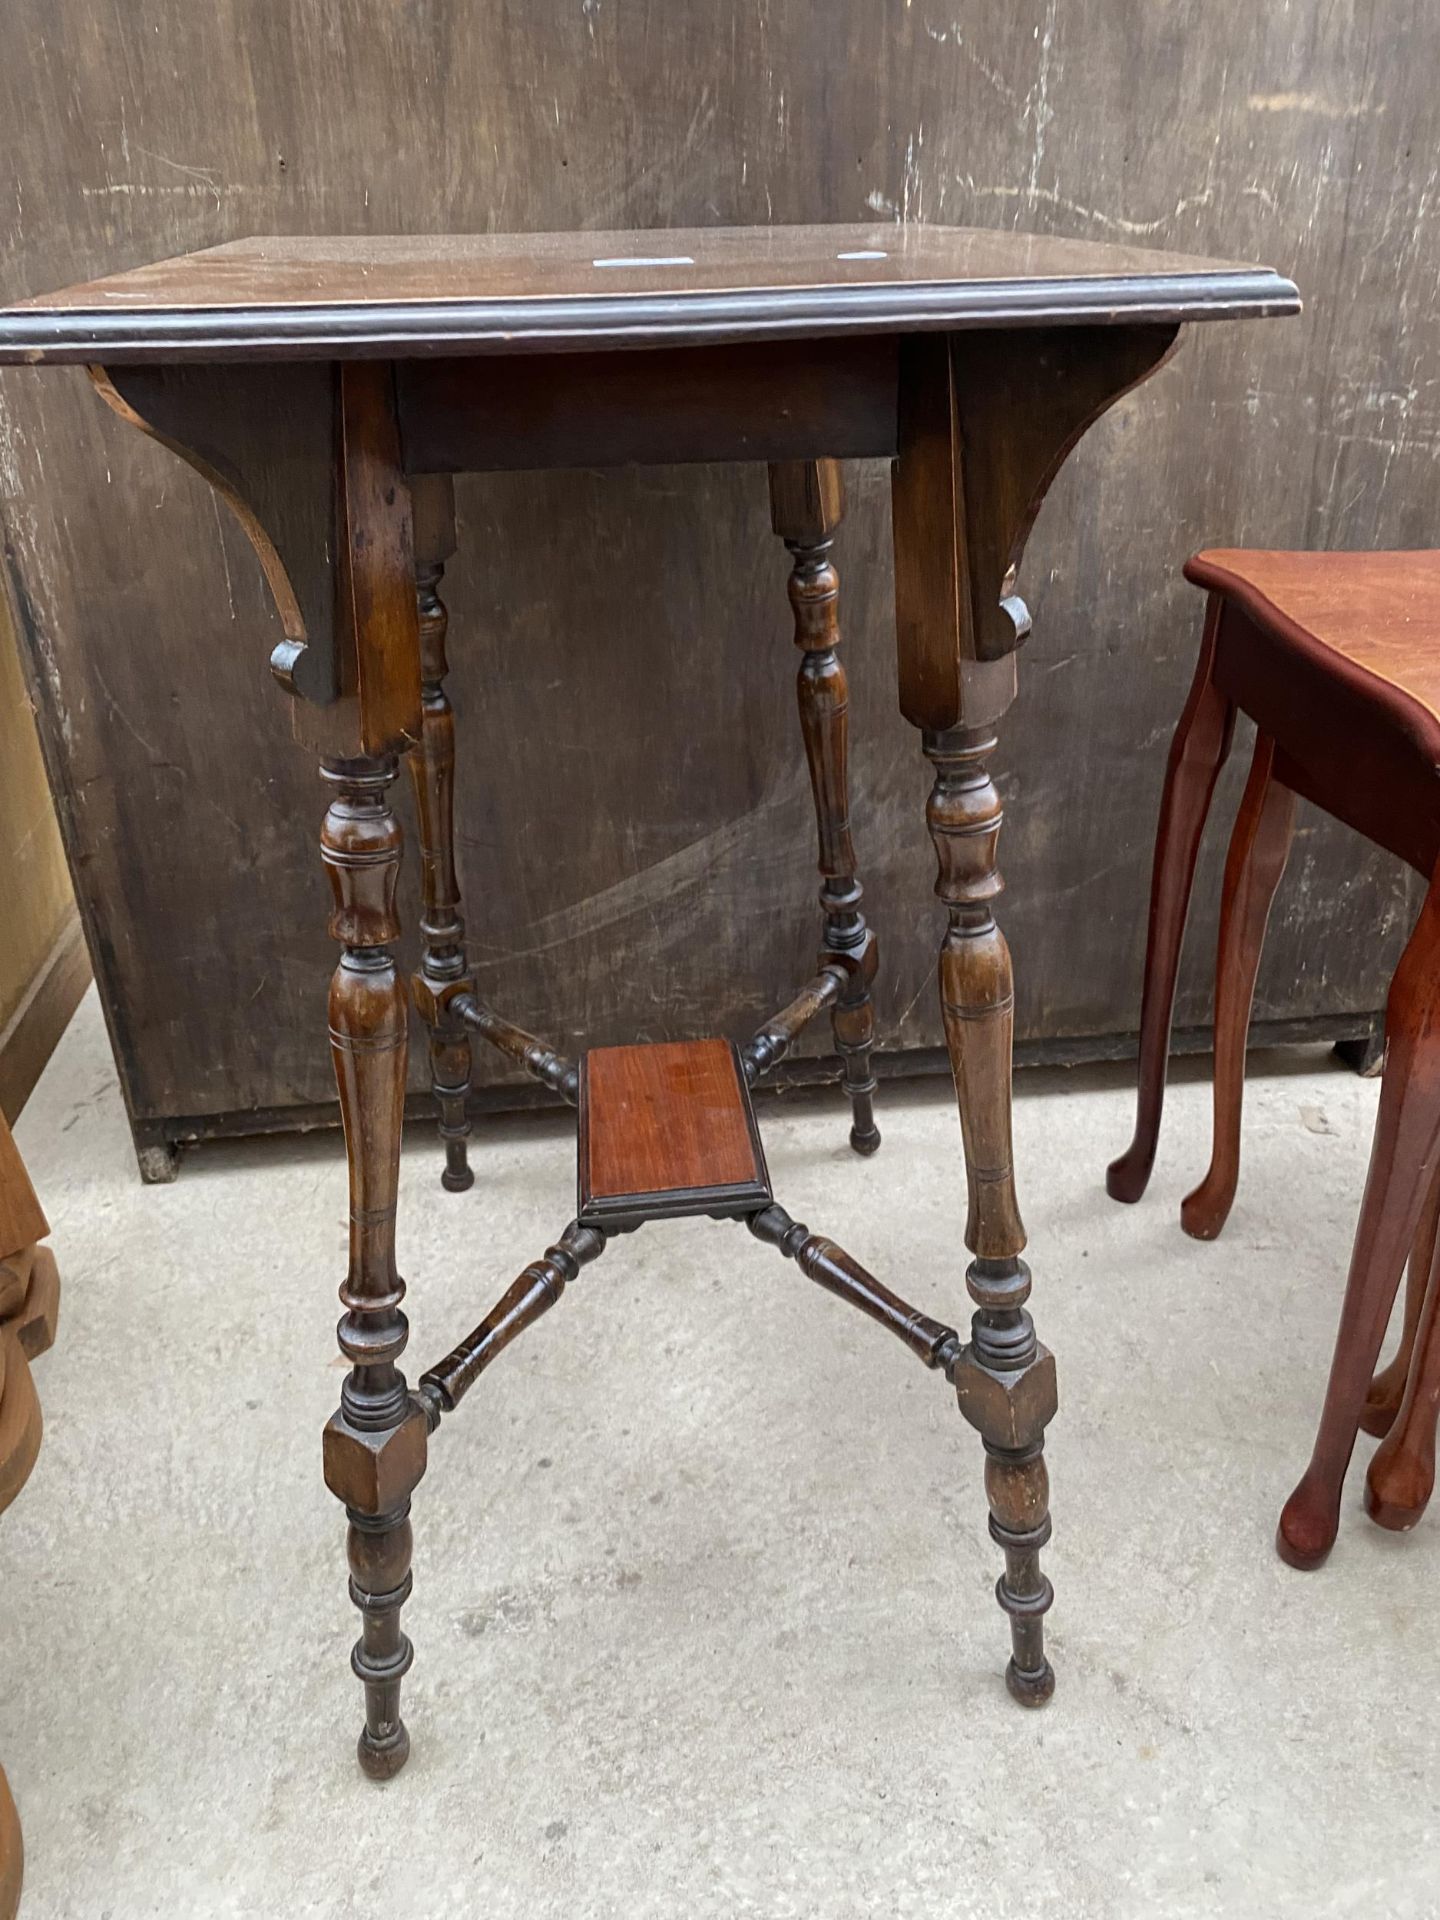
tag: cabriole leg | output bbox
[1180,733,1295,1240]
[768,459,880,1155]
[408,476,475,1194]
[320,754,428,1778]
[1107,596,1237,1204]
[926,723,1056,1706]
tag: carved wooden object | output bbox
[0,226,1298,1767]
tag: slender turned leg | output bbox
[768,459,880,1155]
[1366,1213,1440,1529]
[407,477,474,1193]
[1279,877,1440,1568]
[1361,1165,1440,1437]
[1180,735,1296,1240]
[1108,596,1237,1203]
[886,323,1181,1703]
[926,725,1057,1706]
[320,755,428,1777]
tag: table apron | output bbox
[396,337,900,473]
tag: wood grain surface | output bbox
[1187,549,1440,726]
[0,1,1430,1153]
[0,225,1294,362]
[581,1038,765,1208]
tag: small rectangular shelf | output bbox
[578,1039,771,1231]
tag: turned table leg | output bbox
[320,754,428,1777]
[768,459,880,1154]
[924,724,1056,1704]
[81,359,433,1772]
[408,476,475,1194]
[886,323,1177,1702]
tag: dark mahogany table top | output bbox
[0,225,1299,364]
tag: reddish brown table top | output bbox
[0,225,1298,363]
[1187,547,1440,729]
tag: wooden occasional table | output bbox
[0,228,1298,1776]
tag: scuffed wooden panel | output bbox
[0,596,73,1037]
[0,0,1431,1137]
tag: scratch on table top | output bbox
[1247,90,1376,118]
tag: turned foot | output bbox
[1363,1463,1433,1533]
[1276,1470,1339,1570]
[358,1724,411,1781]
[957,1322,1058,1703]
[348,1502,417,1779]
[1007,1654,1057,1708]
[987,1439,1056,1707]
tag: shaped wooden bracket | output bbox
[891,323,1181,729]
[90,360,421,758]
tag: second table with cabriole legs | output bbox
[0,225,1298,1776]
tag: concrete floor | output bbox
[5,991,1438,1918]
